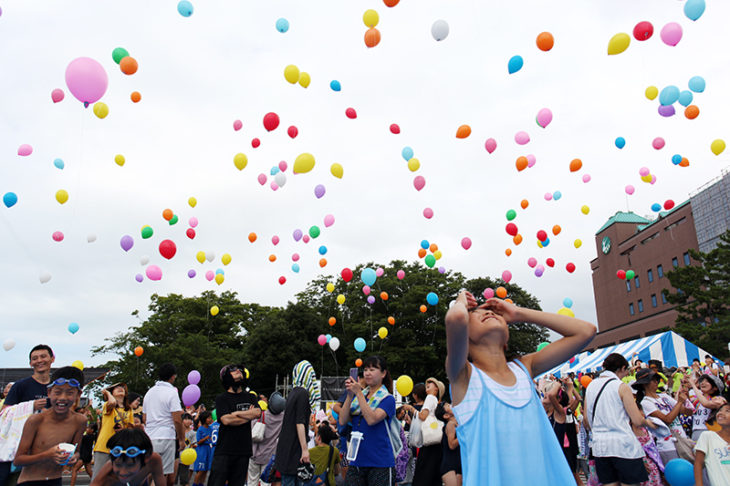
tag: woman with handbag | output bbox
[93,382,134,478]
[308,423,341,486]
[412,378,444,486]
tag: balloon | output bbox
[580,376,592,388]
[660,23,682,46]
[423,207,434,219]
[505,223,518,236]
[120,235,134,252]
[688,76,705,93]
[187,370,201,385]
[72,360,84,370]
[553,191,562,200]
[496,287,507,298]
[664,459,694,486]
[363,9,379,27]
[645,86,658,100]
[426,292,439,306]
[210,305,219,316]
[569,158,582,172]
[515,156,528,172]
[87,234,97,243]
[263,112,280,131]
[54,189,69,205]
[234,153,248,171]
[293,153,315,174]
[431,20,449,41]
[461,237,472,250]
[389,123,400,134]
[252,138,261,148]
[396,375,413,396]
[659,86,680,106]
[684,105,699,119]
[484,138,497,153]
[314,184,326,199]
[514,131,530,145]
[187,269,196,278]
[684,0,706,21]
[552,225,561,236]
[336,294,345,305]
[639,166,650,177]
[134,346,144,357]
[317,334,327,346]
[397,270,405,280]
[159,240,177,260]
[68,322,79,334]
[3,192,18,208]
[284,65,300,84]
[364,28,381,48]
[633,21,653,41]
[378,327,388,339]
[361,268,377,286]
[222,253,232,265]
[501,270,512,283]
[232,119,243,131]
[544,192,552,201]
[536,108,552,128]
[527,257,538,268]
[507,55,523,74]
[574,239,582,249]
[580,205,590,215]
[119,56,138,75]
[354,338,366,353]
[297,72,312,88]
[664,200,675,211]
[650,203,661,212]
[276,18,290,32]
[177,1,194,17]
[536,32,554,51]
[182,384,201,407]
[424,254,436,268]
[65,57,108,106]
[626,270,636,280]
[329,337,340,351]
[625,185,635,195]
[285,126,298,140]
[114,154,125,166]
[140,256,150,265]
[658,105,675,117]
[146,265,162,281]
[536,342,549,352]
[652,138,665,150]
[677,90,693,107]
[711,139,726,156]
[39,272,52,284]
[15,143,33,157]
[566,262,576,273]
[93,102,109,119]
[545,258,555,267]
[186,228,196,239]
[615,137,626,149]
[162,209,173,221]
[505,209,516,221]
[384,0,400,6]
[330,80,341,91]
[607,33,630,55]
[51,88,65,103]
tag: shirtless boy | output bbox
[13,366,87,486]
[90,428,165,486]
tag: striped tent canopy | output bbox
[542,331,724,377]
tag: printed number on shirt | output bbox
[210,428,218,445]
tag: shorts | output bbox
[345,466,395,486]
[594,456,648,485]
[152,439,177,475]
[17,480,62,486]
[194,445,213,472]
[207,454,249,486]
[92,451,110,478]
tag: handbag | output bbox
[408,410,423,448]
[252,411,266,443]
[302,445,335,486]
[421,414,444,446]
[671,430,695,462]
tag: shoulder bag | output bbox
[421,411,444,447]
[302,445,335,486]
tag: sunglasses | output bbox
[110,446,146,458]
[47,378,81,389]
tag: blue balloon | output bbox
[664,459,694,486]
[275,18,289,33]
[292,263,300,273]
[677,90,693,107]
[402,146,414,161]
[659,86,680,106]
[541,237,550,247]
[3,192,18,208]
[326,334,331,342]
[330,80,341,92]
[688,75,705,93]
[507,55,523,74]
[270,166,280,176]
[53,158,64,169]
[651,203,662,212]
[354,337,366,353]
[671,154,682,165]
[177,0,193,17]
[68,322,79,334]
[361,268,376,287]
[318,245,327,255]
[615,137,626,149]
[426,292,439,306]
[563,298,573,308]
[552,191,562,201]
[215,268,225,275]
[420,239,430,250]
[684,0,706,21]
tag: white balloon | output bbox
[140,255,150,265]
[431,19,449,41]
[274,172,287,187]
[39,271,52,284]
[87,234,97,243]
[206,252,215,262]
[3,338,16,351]
[329,337,340,352]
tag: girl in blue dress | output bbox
[445,291,596,486]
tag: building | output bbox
[589,169,729,350]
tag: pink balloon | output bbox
[527,257,537,268]
[639,167,650,176]
[146,265,163,281]
[484,138,497,154]
[362,285,371,295]
[397,270,405,280]
[535,265,545,277]
[423,207,434,219]
[302,235,310,243]
[317,334,327,346]
[536,108,552,128]
[292,253,300,262]
[65,57,108,106]
[17,144,33,156]
[258,173,267,185]
[660,22,682,46]
[483,288,494,299]
[461,237,472,250]
[544,192,553,201]
[413,176,426,191]
[650,174,657,185]
[652,137,665,150]
[514,131,530,145]
[51,89,65,103]
[271,235,280,245]
[526,154,536,168]
[376,267,385,277]
[270,182,279,191]
[52,231,64,242]
[323,214,335,227]
[233,120,243,131]
[189,217,198,228]
[205,270,214,281]
[501,270,512,283]
[278,161,288,172]
[625,185,635,195]
[582,174,591,183]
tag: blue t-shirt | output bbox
[350,394,396,468]
[4,376,48,406]
[197,425,212,446]
[209,422,220,448]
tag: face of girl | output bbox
[130,397,141,409]
[425,381,438,397]
[112,456,142,482]
[112,386,126,403]
[699,378,715,395]
[716,405,730,427]
[363,365,386,388]
[645,377,659,393]
[467,306,509,348]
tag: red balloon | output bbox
[341,267,353,282]
[537,230,548,242]
[159,239,177,260]
[278,276,286,285]
[390,124,400,134]
[186,228,196,239]
[287,126,298,138]
[664,199,675,210]
[251,138,261,148]
[263,112,280,131]
[633,21,653,41]
[617,269,626,279]
[545,258,555,268]
[505,223,518,236]
[566,262,576,273]
[345,108,357,119]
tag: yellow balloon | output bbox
[233,153,248,171]
[645,86,658,100]
[72,360,84,371]
[433,250,443,260]
[396,375,414,396]
[363,9,379,28]
[336,294,346,305]
[196,251,206,264]
[574,239,582,249]
[711,139,726,156]
[188,197,197,208]
[378,327,388,339]
[93,102,109,119]
[180,448,197,466]
[537,240,544,248]
[641,174,652,183]
[298,72,311,88]
[258,400,268,411]
[330,163,343,179]
[114,154,125,166]
[55,189,69,205]
[407,158,420,172]
[210,305,219,316]
[293,153,316,174]
[326,282,335,293]
[607,33,630,55]
[581,205,590,215]
[557,307,575,318]
[222,253,232,265]
[244,368,250,379]
[284,64,300,84]
[215,274,224,285]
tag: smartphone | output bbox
[349,367,359,381]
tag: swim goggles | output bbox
[47,378,81,389]
[110,446,146,458]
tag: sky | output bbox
[1,0,728,370]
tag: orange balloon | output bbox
[429,243,438,253]
[383,0,400,6]
[521,199,529,209]
[536,32,554,51]
[380,291,388,300]
[319,258,328,268]
[679,158,690,167]
[580,375,592,388]
[504,298,514,304]
[355,359,363,367]
[268,254,277,262]
[505,248,512,256]
[684,105,699,119]
[569,158,582,172]
[456,125,472,139]
[134,346,144,357]
[162,209,173,221]
[364,27,381,48]
[513,234,523,245]
[387,316,395,325]
[130,91,141,103]
[515,156,528,171]
[419,305,427,313]
[418,248,427,258]
[248,232,257,243]
[120,56,138,75]
[328,317,337,326]
[552,225,561,236]
[496,286,507,299]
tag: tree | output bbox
[663,230,730,358]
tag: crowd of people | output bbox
[1,294,729,486]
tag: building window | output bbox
[648,269,654,283]
[635,276,640,288]
[672,257,679,268]
[661,292,668,304]
[658,265,664,278]
[651,294,657,308]
[629,303,635,316]
[683,252,690,265]
[626,280,631,292]
[638,299,644,313]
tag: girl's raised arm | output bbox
[445,291,476,403]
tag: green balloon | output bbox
[506,209,517,221]
[424,254,436,268]
[141,226,154,239]
[309,225,320,238]
[211,409,217,422]
[169,214,179,226]
[536,341,549,352]
[626,270,635,280]
[112,47,130,65]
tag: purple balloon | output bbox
[187,370,201,385]
[120,235,134,252]
[293,229,303,241]
[438,266,446,274]
[658,105,675,117]
[182,384,201,406]
[187,269,196,278]
[65,57,108,107]
[367,296,376,304]
[135,273,144,282]
[314,184,326,199]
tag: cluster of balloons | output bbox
[616,269,636,280]
[638,166,657,185]
[363,10,381,47]
[283,65,311,88]
[609,18,687,56]
[417,239,445,272]
[182,370,201,406]
[646,76,705,119]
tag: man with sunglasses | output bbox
[13,366,87,486]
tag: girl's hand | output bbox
[457,291,477,310]
[345,377,362,396]
[484,298,520,323]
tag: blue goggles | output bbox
[110,446,146,458]
[47,378,81,389]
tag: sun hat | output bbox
[426,377,445,400]
[630,369,658,389]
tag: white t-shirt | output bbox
[143,381,182,440]
[422,394,438,415]
[695,430,730,486]
[641,394,686,452]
